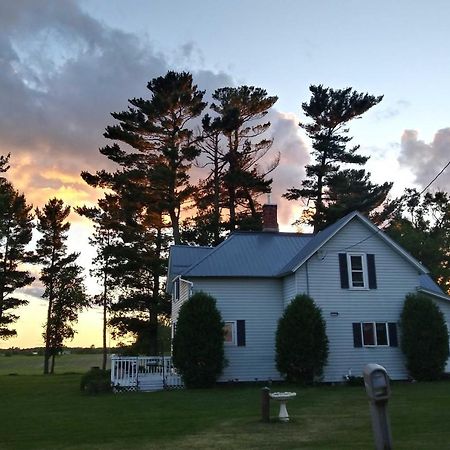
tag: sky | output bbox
[1,0,449,348]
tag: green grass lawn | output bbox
[0,354,108,375]
[0,375,450,450]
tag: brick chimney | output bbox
[262,204,279,232]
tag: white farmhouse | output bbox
[168,205,450,383]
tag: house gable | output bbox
[280,211,429,277]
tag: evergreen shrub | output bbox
[276,294,328,384]
[401,292,449,381]
[172,292,225,388]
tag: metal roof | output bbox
[181,232,313,277]
[168,211,447,299]
[418,274,450,301]
[166,245,213,292]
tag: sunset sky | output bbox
[1,0,449,348]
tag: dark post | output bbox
[261,387,270,422]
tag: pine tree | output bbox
[36,198,87,374]
[284,85,391,232]
[81,71,198,351]
[76,194,119,370]
[0,156,34,339]
[81,170,171,354]
[101,71,206,244]
[186,85,279,244]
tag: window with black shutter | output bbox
[352,322,398,347]
[339,253,377,290]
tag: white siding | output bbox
[190,278,283,382]
[171,280,192,337]
[292,218,421,382]
[282,274,296,308]
[434,298,450,373]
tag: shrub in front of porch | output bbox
[275,294,328,384]
[172,292,225,388]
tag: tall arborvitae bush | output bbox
[172,292,225,388]
[276,294,328,383]
[401,292,449,381]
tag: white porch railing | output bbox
[110,355,184,392]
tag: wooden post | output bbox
[261,387,270,422]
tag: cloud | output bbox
[375,99,410,121]
[0,1,309,230]
[399,129,450,192]
[0,1,235,210]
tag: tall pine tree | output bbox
[76,194,119,370]
[36,198,87,374]
[101,71,206,244]
[0,155,34,339]
[188,85,279,243]
[284,85,391,232]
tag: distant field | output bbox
[0,354,109,375]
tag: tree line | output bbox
[1,71,448,372]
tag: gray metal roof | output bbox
[167,245,213,292]
[419,274,450,300]
[181,232,313,277]
[168,211,447,299]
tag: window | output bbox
[173,278,180,301]
[223,320,246,346]
[339,253,377,289]
[224,322,236,345]
[352,322,398,347]
[347,253,368,289]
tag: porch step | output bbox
[138,377,164,392]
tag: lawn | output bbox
[0,376,450,450]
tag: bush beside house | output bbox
[172,292,225,388]
[400,292,449,381]
[275,294,328,384]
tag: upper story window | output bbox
[339,253,377,290]
[347,253,368,289]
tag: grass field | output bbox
[0,374,449,450]
[0,354,108,375]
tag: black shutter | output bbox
[388,323,398,347]
[352,323,362,347]
[339,253,349,289]
[367,254,377,289]
[237,320,246,346]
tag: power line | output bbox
[418,160,450,196]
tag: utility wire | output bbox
[418,160,450,196]
[340,159,450,251]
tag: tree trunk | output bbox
[102,269,108,371]
[50,353,55,374]
[148,224,163,355]
[44,249,56,375]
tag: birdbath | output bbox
[269,391,297,422]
